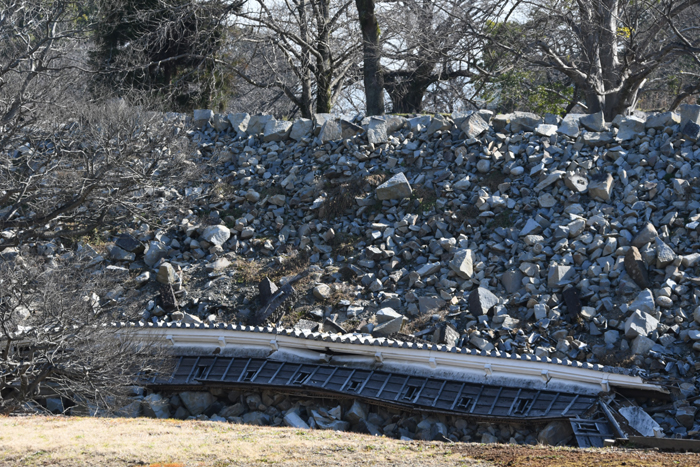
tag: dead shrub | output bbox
[319,180,366,220]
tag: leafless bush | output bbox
[0,254,171,415]
[0,99,199,251]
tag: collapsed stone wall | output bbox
[66,387,568,446]
[15,104,700,437]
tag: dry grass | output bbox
[233,250,310,287]
[318,172,390,221]
[321,283,356,307]
[232,258,264,285]
[268,249,310,282]
[597,349,636,368]
[410,185,438,213]
[404,309,448,334]
[318,181,365,220]
[1,416,698,467]
[0,416,476,467]
[328,233,361,257]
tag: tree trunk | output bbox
[315,0,333,114]
[385,77,429,113]
[355,0,384,116]
[384,62,434,113]
[298,0,314,119]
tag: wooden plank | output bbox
[302,365,322,385]
[357,371,375,394]
[203,357,218,379]
[431,380,448,407]
[237,358,253,382]
[508,389,523,415]
[169,356,184,383]
[524,390,541,417]
[220,358,235,382]
[375,373,392,398]
[410,378,429,404]
[267,361,286,384]
[185,356,201,383]
[286,364,304,385]
[450,382,467,410]
[250,360,268,382]
[470,385,484,413]
[394,375,411,401]
[561,394,579,416]
[321,367,339,388]
[488,387,503,415]
[543,393,560,417]
[339,369,358,392]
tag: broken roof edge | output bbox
[115,322,667,395]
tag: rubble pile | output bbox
[9,103,700,439]
[85,387,561,445]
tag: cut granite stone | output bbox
[625,310,659,338]
[263,119,293,142]
[579,111,606,132]
[632,223,658,248]
[509,111,542,132]
[319,119,342,142]
[376,307,403,323]
[246,115,273,135]
[193,109,213,129]
[290,118,313,141]
[372,316,403,337]
[259,277,278,305]
[468,287,499,316]
[588,173,614,201]
[376,173,412,200]
[202,225,231,246]
[460,113,489,139]
[624,246,650,289]
[680,103,700,129]
[227,113,250,134]
[432,323,460,347]
[449,248,474,279]
[367,118,388,144]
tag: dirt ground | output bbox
[1,416,699,467]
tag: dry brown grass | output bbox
[597,349,636,368]
[404,309,448,334]
[318,181,365,220]
[328,233,361,257]
[1,416,698,467]
[232,258,264,285]
[318,172,389,221]
[410,185,438,213]
[232,247,311,285]
[0,416,476,467]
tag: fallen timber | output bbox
[118,322,683,449]
[120,321,666,396]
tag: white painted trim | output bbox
[126,326,667,396]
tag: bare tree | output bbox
[480,0,700,119]
[0,0,93,146]
[376,0,495,113]
[0,254,170,415]
[233,0,361,118]
[0,100,198,252]
[91,0,244,111]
